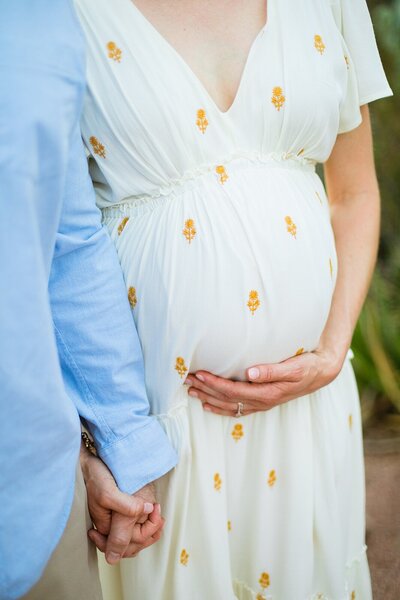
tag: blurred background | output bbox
[350,2,399,598]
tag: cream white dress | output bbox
[75,0,392,598]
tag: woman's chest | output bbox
[130,0,268,114]
[79,0,349,188]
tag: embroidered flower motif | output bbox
[315,191,323,204]
[314,34,326,55]
[256,595,266,600]
[175,357,188,378]
[128,286,137,309]
[231,423,244,442]
[247,290,260,315]
[180,549,189,565]
[271,86,285,111]
[344,55,350,69]
[295,347,304,356]
[196,108,208,133]
[216,165,228,184]
[259,572,271,589]
[349,414,353,430]
[268,470,277,487]
[118,217,129,236]
[214,473,222,491]
[107,41,122,62]
[329,258,333,279]
[182,218,196,243]
[297,148,305,156]
[350,592,356,600]
[227,520,232,531]
[89,136,106,159]
[285,216,297,238]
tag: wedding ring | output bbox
[234,402,244,418]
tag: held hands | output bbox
[186,347,345,417]
[80,450,164,564]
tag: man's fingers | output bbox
[105,512,135,564]
[88,528,107,553]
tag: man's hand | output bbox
[80,447,164,564]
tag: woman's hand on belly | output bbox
[185,347,343,416]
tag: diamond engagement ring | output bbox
[234,402,244,418]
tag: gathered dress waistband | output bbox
[101,151,317,219]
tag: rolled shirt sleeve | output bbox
[49,127,177,494]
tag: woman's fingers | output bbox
[185,376,227,401]
[246,357,306,383]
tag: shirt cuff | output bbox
[97,418,178,494]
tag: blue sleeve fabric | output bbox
[49,131,178,494]
[0,2,176,598]
[0,2,84,598]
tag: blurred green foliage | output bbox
[351,0,400,424]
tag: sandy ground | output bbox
[365,446,400,600]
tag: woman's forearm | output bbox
[318,189,380,373]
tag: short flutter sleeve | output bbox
[331,0,393,134]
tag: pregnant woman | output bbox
[75,0,392,598]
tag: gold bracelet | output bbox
[81,431,97,455]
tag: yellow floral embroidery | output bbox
[285,216,297,238]
[182,218,196,243]
[175,357,188,378]
[118,217,129,236]
[315,191,323,204]
[216,165,228,184]
[231,423,244,442]
[349,414,353,430]
[180,549,189,566]
[107,41,122,62]
[344,55,350,69]
[128,286,137,309]
[227,520,232,531]
[268,470,277,487]
[271,86,285,111]
[214,473,222,491]
[259,572,271,589]
[314,34,326,55]
[297,148,305,156]
[89,136,106,159]
[329,258,333,278]
[247,290,260,315]
[256,595,266,600]
[350,592,356,600]
[295,347,304,356]
[196,108,208,133]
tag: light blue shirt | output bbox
[0,2,177,598]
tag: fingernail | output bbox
[188,390,198,397]
[155,503,161,514]
[107,552,121,564]
[144,502,153,513]
[195,373,205,382]
[204,406,212,412]
[248,367,259,380]
[185,378,193,385]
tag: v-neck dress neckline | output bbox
[126,0,271,115]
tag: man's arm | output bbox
[0,3,85,598]
[48,124,178,494]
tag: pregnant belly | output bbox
[106,164,336,408]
